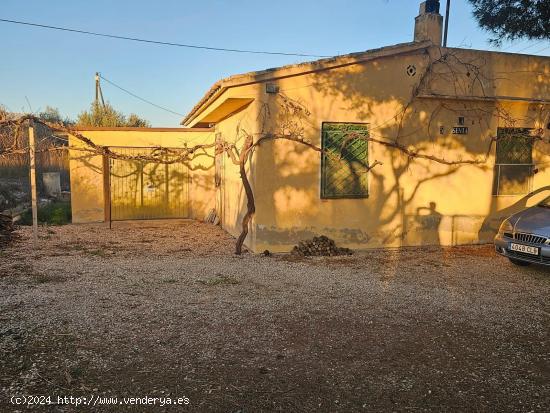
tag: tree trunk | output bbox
[235,137,255,255]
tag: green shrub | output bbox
[20,201,71,226]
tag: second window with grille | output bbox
[493,128,534,196]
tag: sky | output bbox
[0,0,548,127]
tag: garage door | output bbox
[109,147,189,221]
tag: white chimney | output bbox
[414,0,443,46]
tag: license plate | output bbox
[510,243,539,255]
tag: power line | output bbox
[514,40,545,53]
[500,40,528,52]
[0,18,329,58]
[531,45,550,55]
[98,74,185,117]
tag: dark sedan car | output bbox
[494,196,550,266]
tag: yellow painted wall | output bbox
[69,128,215,223]
[212,85,263,249]
[210,46,549,252]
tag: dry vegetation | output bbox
[1,221,548,412]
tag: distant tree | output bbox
[467,0,550,45]
[126,113,151,128]
[77,102,126,127]
[77,102,150,128]
[38,106,73,126]
[38,106,62,123]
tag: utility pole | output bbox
[443,0,451,47]
[95,72,105,107]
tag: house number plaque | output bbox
[452,127,469,135]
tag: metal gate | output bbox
[109,147,189,221]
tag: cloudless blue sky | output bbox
[1,0,548,126]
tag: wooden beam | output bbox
[28,120,38,247]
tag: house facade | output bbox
[68,1,549,254]
[181,1,550,253]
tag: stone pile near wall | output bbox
[291,235,353,257]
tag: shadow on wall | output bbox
[257,202,489,248]
[109,149,188,220]
[71,146,214,223]
[413,202,442,245]
[252,47,549,249]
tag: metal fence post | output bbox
[102,154,111,229]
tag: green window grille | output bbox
[493,128,534,196]
[496,128,533,164]
[321,122,369,199]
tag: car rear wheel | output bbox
[509,258,531,266]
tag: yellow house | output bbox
[180,0,550,253]
[69,1,549,254]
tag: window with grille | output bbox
[493,128,534,196]
[321,122,369,199]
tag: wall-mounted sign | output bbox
[452,127,469,135]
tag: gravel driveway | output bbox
[1,220,548,412]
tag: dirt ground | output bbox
[0,220,549,412]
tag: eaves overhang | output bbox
[181,40,434,127]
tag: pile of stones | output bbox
[291,235,353,257]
